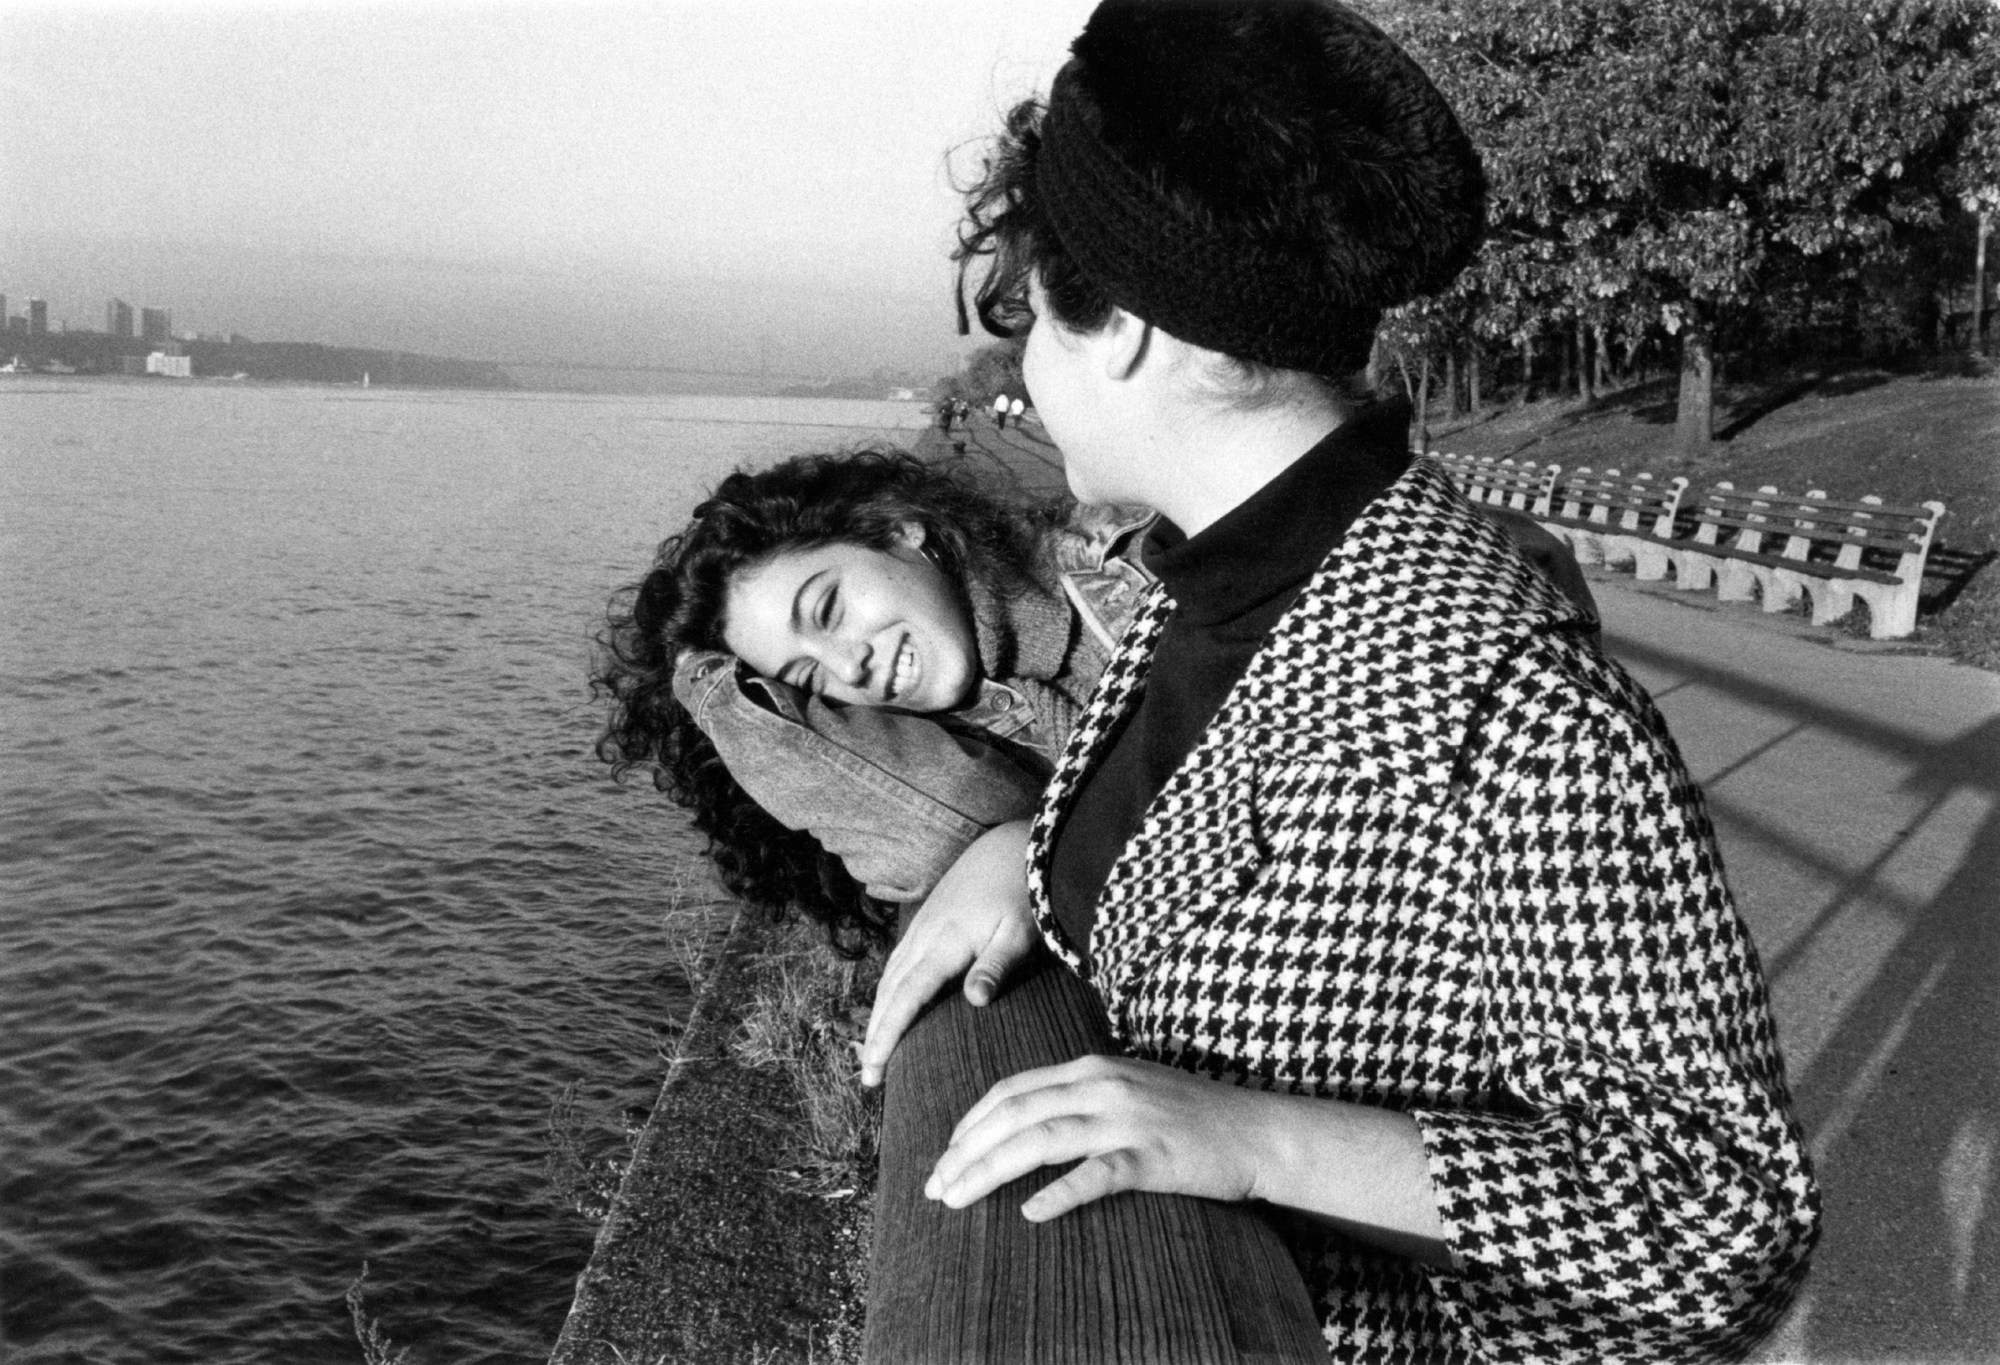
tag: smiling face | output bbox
[721,527,980,714]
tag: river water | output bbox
[0,381,926,1363]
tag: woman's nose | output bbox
[824,637,870,687]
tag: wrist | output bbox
[1239,1091,1449,1260]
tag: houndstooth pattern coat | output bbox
[1025,460,1819,1362]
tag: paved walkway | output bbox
[1598,578,1998,1364]
[948,418,2000,1362]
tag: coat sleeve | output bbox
[1410,644,1820,1362]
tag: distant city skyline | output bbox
[0,266,932,383]
[0,244,949,377]
[1,2,1100,380]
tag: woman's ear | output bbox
[893,520,928,553]
[1101,306,1153,382]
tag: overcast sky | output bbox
[0,0,1101,377]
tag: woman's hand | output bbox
[859,819,1037,1088]
[927,1054,1453,1264]
[924,1055,1262,1221]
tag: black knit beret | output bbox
[1036,0,1485,375]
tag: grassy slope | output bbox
[1426,365,2000,668]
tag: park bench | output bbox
[1538,467,1690,580]
[1668,483,1947,639]
[1433,452,1560,517]
[1429,450,1483,498]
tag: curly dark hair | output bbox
[954,96,1112,342]
[592,448,1056,958]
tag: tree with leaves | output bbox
[1378,0,2000,451]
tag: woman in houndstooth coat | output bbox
[861,3,1819,1359]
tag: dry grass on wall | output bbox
[732,920,885,1195]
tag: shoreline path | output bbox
[943,414,1999,1363]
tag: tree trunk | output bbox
[1517,334,1535,407]
[1557,328,1572,400]
[1974,211,1990,351]
[1577,317,1595,402]
[1469,346,1483,412]
[1676,325,1715,455]
[1596,326,1612,392]
[1414,355,1432,453]
[1445,349,1461,418]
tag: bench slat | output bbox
[1688,493,1936,527]
[1684,512,1933,552]
[1695,546,1904,584]
[1748,494,1943,519]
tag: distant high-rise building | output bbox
[28,299,48,336]
[141,307,171,342]
[107,298,134,338]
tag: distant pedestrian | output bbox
[1008,397,1025,428]
[992,393,1009,429]
[937,401,955,434]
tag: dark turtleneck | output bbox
[1048,402,1412,959]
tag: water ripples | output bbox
[2,383,923,1362]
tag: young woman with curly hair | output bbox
[593,447,1152,957]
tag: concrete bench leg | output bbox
[1807,577,1857,627]
[1674,549,1720,592]
[1763,568,1806,615]
[1629,541,1673,582]
[1717,559,1760,603]
[1854,580,1922,639]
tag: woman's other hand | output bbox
[924,1055,1260,1220]
[859,819,1037,1088]
[925,1055,1452,1264]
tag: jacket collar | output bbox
[967,560,1073,686]
[1028,458,1587,982]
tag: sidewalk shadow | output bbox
[1786,776,1998,1360]
[1608,638,1999,1360]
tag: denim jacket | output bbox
[673,505,1155,903]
